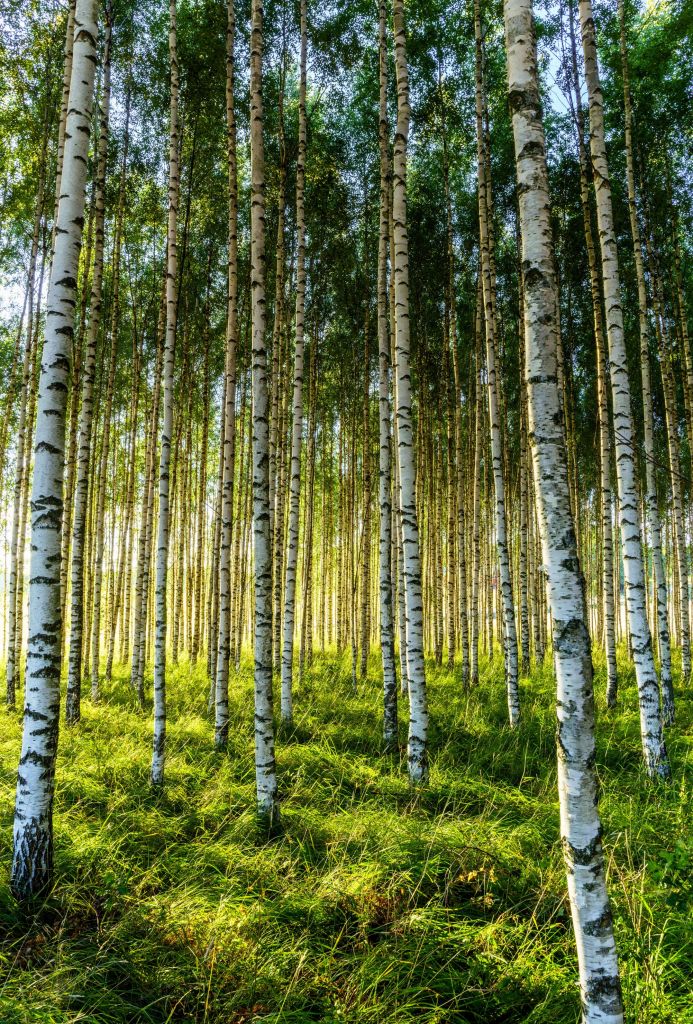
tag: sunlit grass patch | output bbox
[0,645,690,1022]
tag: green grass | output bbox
[0,647,691,1023]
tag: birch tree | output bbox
[66,20,112,724]
[579,0,669,779]
[617,0,674,718]
[11,0,98,899]
[474,0,519,725]
[392,0,428,784]
[250,0,279,822]
[280,0,308,724]
[214,0,239,750]
[378,0,398,750]
[151,0,180,787]
[505,1,624,1016]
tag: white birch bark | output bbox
[51,0,76,246]
[151,0,179,787]
[474,0,519,725]
[470,285,483,685]
[505,4,624,1017]
[280,0,308,724]
[66,22,111,723]
[11,0,98,899]
[5,145,46,707]
[131,297,163,706]
[378,0,398,750]
[579,0,669,778]
[215,0,239,750]
[392,0,428,783]
[250,0,279,821]
[617,0,674,718]
[566,10,618,704]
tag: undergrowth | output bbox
[0,647,690,1023]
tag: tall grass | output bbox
[0,647,690,1022]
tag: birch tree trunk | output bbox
[505,3,624,1017]
[66,21,111,723]
[579,0,669,778]
[89,121,126,703]
[392,0,428,783]
[51,0,77,246]
[250,0,279,822]
[11,0,98,900]
[566,8,618,704]
[617,0,674,717]
[377,0,398,750]
[280,0,308,724]
[131,294,163,706]
[475,0,519,725]
[151,0,179,787]
[470,285,483,685]
[214,0,239,749]
[5,125,47,707]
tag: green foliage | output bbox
[0,652,690,1023]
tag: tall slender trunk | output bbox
[60,189,95,641]
[299,337,318,678]
[579,0,669,778]
[214,0,239,749]
[646,235,687,710]
[566,7,618,704]
[280,0,308,723]
[377,0,397,749]
[474,0,519,725]
[392,0,427,783]
[249,0,279,822]
[89,108,127,705]
[191,296,210,664]
[359,294,372,681]
[151,0,180,787]
[505,3,624,1017]
[108,334,139,678]
[51,0,77,246]
[11,0,98,900]
[617,0,674,715]
[5,117,48,707]
[131,290,164,705]
[470,282,483,685]
[269,63,287,672]
[66,24,112,722]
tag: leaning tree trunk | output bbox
[214,0,239,750]
[11,0,98,901]
[249,0,279,822]
[377,0,398,750]
[280,0,308,724]
[151,0,180,787]
[392,0,428,784]
[579,0,669,779]
[66,21,112,724]
[505,3,624,1019]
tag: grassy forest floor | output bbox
[0,649,691,1024]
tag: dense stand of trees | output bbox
[1,0,691,1019]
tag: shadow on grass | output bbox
[0,645,690,1023]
